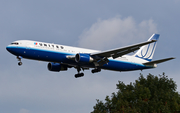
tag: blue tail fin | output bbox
[134,34,160,61]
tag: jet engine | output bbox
[75,53,94,63]
[48,63,68,72]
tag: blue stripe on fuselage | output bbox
[6,46,153,71]
[103,59,151,71]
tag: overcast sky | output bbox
[0,0,180,113]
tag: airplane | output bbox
[6,34,175,78]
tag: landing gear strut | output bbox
[75,67,84,78]
[17,56,22,66]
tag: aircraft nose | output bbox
[6,46,12,53]
[6,46,10,51]
[6,45,19,56]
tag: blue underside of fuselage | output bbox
[6,46,152,71]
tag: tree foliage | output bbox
[92,73,180,113]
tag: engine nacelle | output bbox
[48,63,68,72]
[75,53,94,63]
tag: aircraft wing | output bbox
[91,40,157,59]
[143,57,175,65]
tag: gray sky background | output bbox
[0,0,179,113]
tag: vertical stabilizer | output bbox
[134,34,160,61]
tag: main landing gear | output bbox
[75,67,84,78]
[74,67,102,78]
[17,56,23,66]
[75,73,84,78]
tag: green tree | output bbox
[92,73,180,113]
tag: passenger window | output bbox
[61,46,64,49]
[44,44,47,46]
[52,45,54,47]
[39,43,42,46]
[56,45,59,48]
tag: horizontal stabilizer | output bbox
[143,57,175,65]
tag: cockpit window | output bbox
[11,42,19,45]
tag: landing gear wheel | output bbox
[92,70,96,73]
[18,62,22,66]
[91,68,101,73]
[75,73,84,78]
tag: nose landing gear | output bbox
[18,62,22,66]
[17,56,23,66]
